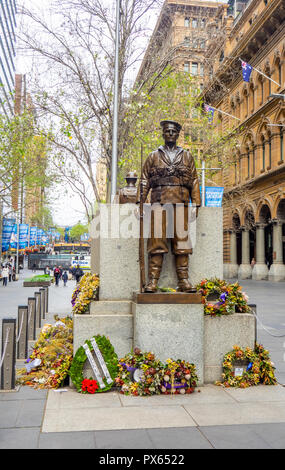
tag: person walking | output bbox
[62,270,68,287]
[2,265,9,287]
[75,265,84,283]
[54,266,61,286]
[8,264,12,282]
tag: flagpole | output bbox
[206,105,241,121]
[239,58,280,87]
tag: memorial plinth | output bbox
[73,205,256,384]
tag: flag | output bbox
[204,104,215,123]
[241,61,252,82]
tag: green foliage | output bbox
[69,222,88,242]
[69,335,118,393]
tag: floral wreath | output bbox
[115,349,199,396]
[216,343,277,388]
[196,278,251,317]
[71,273,100,315]
[115,348,163,396]
[69,335,118,393]
[161,359,198,395]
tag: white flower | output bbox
[164,375,170,382]
[180,389,186,395]
[185,374,191,380]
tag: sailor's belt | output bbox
[150,177,189,187]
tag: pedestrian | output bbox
[75,265,84,283]
[32,262,36,273]
[250,257,256,268]
[45,266,50,276]
[54,266,61,286]
[8,264,12,282]
[2,265,9,287]
[62,270,68,287]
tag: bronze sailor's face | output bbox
[162,123,179,146]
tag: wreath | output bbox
[196,278,251,317]
[69,335,118,393]
[115,348,164,396]
[161,359,198,395]
[71,273,100,315]
[115,349,199,396]
[216,343,277,388]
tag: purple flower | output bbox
[219,293,228,302]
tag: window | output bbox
[280,129,284,161]
[262,138,266,170]
[201,19,205,29]
[200,64,204,76]
[192,18,197,28]
[200,40,205,49]
[184,62,190,73]
[191,62,198,76]
[268,136,272,168]
[252,148,255,176]
[193,39,198,49]
[278,62,282,85]
[185,17,190,27]
[247,150,250,178]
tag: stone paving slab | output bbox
[42,404,196,433]
[41,385,285,433]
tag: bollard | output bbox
[17,306,29,360]
[249,304,257,344]
[27,297,37,341]
[35,292,42,328]
[39,288,46,320]
[1,319,16,390]
[45,287,49,315]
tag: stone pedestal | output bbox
[91,206,223,299]
[133,302,204,384]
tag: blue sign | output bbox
[2,218,16,252]
[29,227,37,246]
[10,224,18,250]
[205,187,224,207]
[19,224,29,249]
[36,228,43,245]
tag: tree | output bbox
[0,110,53,219]
[69,222,88,242]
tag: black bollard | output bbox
[35,292,42,328]
[16,306,29,360]
[39,288,46,320]
[1,319,16,390]
[27,297,37,341]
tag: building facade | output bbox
[202,0,285,281]
[0,0,17,117]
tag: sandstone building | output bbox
[203,0,285,281]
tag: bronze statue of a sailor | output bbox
[137,120,201,293]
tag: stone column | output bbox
[238,227,252,279]
[252,223,268,280]
[269,220,285,281]
[226,230,239,278]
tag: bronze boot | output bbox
[145,254,163,293]
[175,254,194,292]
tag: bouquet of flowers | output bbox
[196,278,251,317]
[16,316,73,389]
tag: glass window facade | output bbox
[0,0,17,117]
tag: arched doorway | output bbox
[232,213,241,265]
[259,204,272,267]
[276,199,285,264]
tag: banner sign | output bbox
[10,224,18,250]
[29,227,37,246]
[1,218,16,252]
[36,228,43,245]
[80,233,89,241]
[19,224,29,250]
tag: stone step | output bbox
[90,300,132,315]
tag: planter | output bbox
[23,281,51,287]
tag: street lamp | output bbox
[110,0,121,203]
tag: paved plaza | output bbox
[1,274,285,449]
